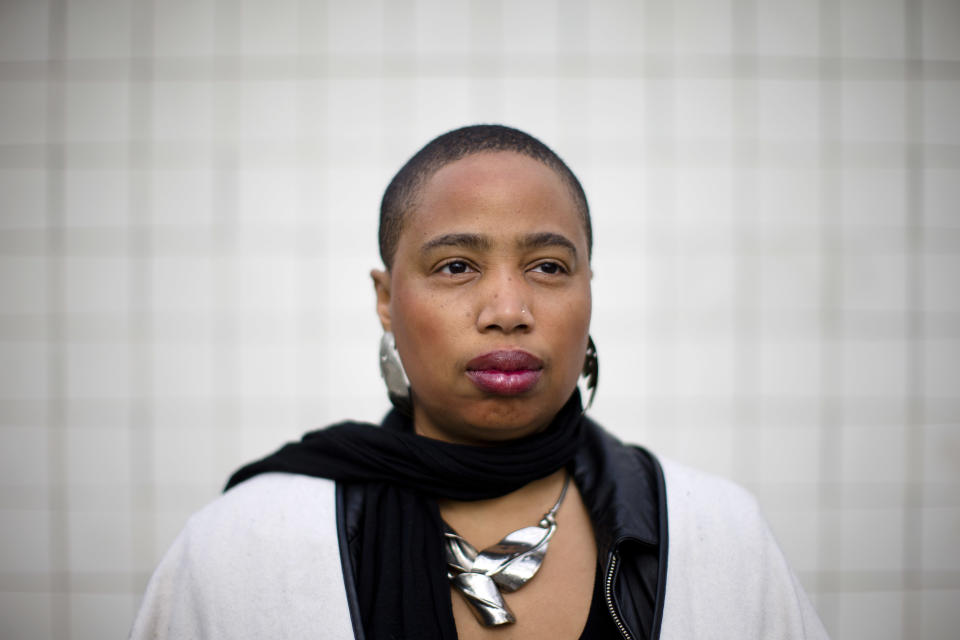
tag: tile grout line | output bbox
[127,0,156,612]
[45,0,70,637]
[816,0,845,632]
[902,0,927,637]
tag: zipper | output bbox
[604,553,633,640]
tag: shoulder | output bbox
[660,457,762,529]
[660,456,778,577]
[187,472,338,543]
[130,473,353,639]
[658,458,829,639]
[171,473,340,570]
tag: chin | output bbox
[457,398,562,442]
[410,393,554,445]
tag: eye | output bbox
[530,261,567,275]
[439,260,475,275]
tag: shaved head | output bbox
[379,124,591,269]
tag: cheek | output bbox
[390,285,454,369]
[555,288,592,371]
[554,284,591,330]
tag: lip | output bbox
[465,350,544,395]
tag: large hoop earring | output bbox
[580,335,598,412]
[379,331,413,415]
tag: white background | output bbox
[0,0,958,638]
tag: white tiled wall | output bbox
[0,1,958,638]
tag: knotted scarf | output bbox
[225,390,587,639]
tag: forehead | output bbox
[404,151,585,242]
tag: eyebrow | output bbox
[518,232,578,257]
[420,231,579,258]
[420,233,492,254]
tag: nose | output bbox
[476,272,533,334]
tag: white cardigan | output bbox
[130,460,829,639]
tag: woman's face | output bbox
[372,151,592,445]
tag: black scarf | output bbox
[225,391,587,639]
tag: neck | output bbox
[438,468,568,549]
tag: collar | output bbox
[570,416,661,559]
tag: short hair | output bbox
[379,124,592,269]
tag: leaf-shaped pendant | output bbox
[471,521,556,591]
[451,572,516,626]
[444,532,478,573]
[444,473,571,627]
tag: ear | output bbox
[370,269,392,332]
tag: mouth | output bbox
[464,350,544,396]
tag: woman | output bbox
[131,125,828,639]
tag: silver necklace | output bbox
[443,472,571,626]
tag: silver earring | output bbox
[379,331,412,414]
[579,336,598,411]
